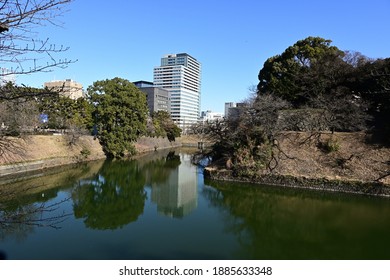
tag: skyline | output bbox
[13,0,390,113]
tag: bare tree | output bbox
[0,0,75,83]
[0,0,74,159]
[0,198,71,232]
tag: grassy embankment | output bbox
[204,132,390,196]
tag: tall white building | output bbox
[153,53,201,130]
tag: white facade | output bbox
[0,68,16,86]
[200,110,224,122]
[154,53,201,130]
[151,154,197,218]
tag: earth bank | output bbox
[204,132,390,197]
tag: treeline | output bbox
[258,36,389,137]
[206,36,389,176]
[0,77,181,158]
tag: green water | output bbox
[1,149,390,259]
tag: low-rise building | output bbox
[200,110,224,122]
[44,79,83,100]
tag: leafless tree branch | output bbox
[0,197,72,230]
[0,0,75,78]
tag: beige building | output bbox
[44,79,83,100]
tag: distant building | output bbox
[200,110,224,122]
[0,68,16,86]
[44,79,83,100]
[153,53,201,131]
[225,102,247,120]
[224,102,236,119]
[133,80,154,88]
[133,81,170,114]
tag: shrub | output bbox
[319,137,340,153]
[80,148,91,159]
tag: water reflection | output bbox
[72,150,198,229]
[0,162,103,241]
[150,153,198,218]
[72,160,147,230]
[3,150,390,259]
[203,180,390,259]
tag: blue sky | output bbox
[16,0,390,113]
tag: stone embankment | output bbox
[0,134,204,177]
[204,132,390,197]
[0,135,105,177]
[204,167,390,197]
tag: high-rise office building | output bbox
[153,53,201,130]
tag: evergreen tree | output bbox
[88,77,148,158]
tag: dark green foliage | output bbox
[88,77,148,158]
[0,82,53,102]
[151,110,181,142]
[39,95,93,131]
[72,160,147,230]
[72,150,181,229]
[355,58,390,144]
[208,36,390,176]
[258,36,345,105]
[4,121,20,137]
[257,37,369,132]
[257,36,389,143]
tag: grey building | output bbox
[133,81,170,114]
[225,102,247,120]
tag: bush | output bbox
[80,148,91,159]
[319,137,340,153]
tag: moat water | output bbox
[1,149,390,259]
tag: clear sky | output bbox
[16,0,390,113]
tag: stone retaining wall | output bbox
[204,167,390,197]
[0,135,204,178]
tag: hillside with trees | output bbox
[204,36,390,188]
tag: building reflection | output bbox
[150,154,198,218]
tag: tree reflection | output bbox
[203,180,390,259]
[72,160,147,230]
[0,161,106,240]
[1,183,72,241]
[142,151,181,186]
[72,150,186,229]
